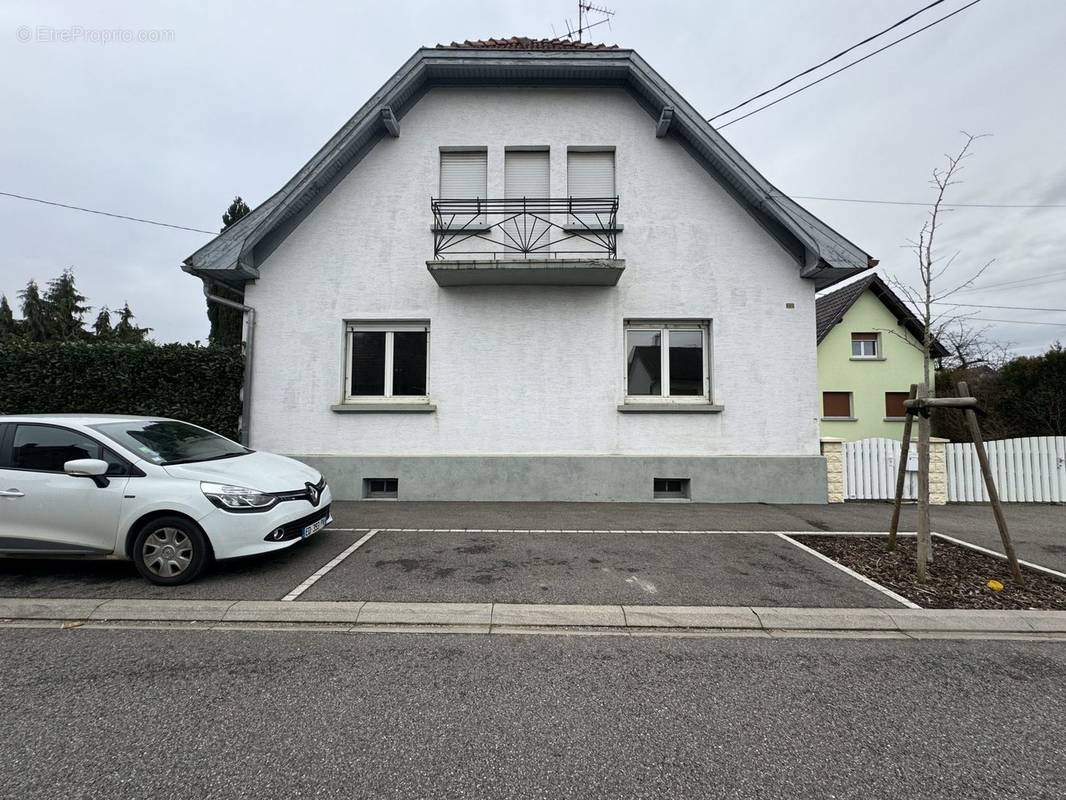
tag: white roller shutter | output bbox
[567,151,615,197]
[505,150,549,198]
[439,151,487,198]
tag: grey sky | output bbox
[2,0,1063,354]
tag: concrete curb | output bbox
[1,598,1065,637]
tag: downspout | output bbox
[203,284,256,446]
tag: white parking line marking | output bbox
[281,529,380,602]
[932,532,1066,581]
[773,532,919,609]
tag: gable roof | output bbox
[183,45,875,289]
[816,273,949,358]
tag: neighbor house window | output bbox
[345,322,428,400]
[851,332,880,358]
[567,148,615,227]
[624,321,710,401]
[822,392,853,419]
[885,391,910,419]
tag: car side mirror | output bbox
[64,459,111,488]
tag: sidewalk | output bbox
[3,598,1064,639]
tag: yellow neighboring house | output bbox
[816,274,948,441]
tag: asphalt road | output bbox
[2,628,1063,799]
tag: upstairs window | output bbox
[346,322,429,401]
[439,150,487,198]
[851,332,880,359]
[504,149,551,255]
[625,321,710,401]
[440,149,487,225]
[567,149,615,227]
[505,149,549,199]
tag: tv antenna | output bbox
[561,2,614,42]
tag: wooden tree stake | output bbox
[957,380,1025,586]
[888,383,918,551]
[915,383,931,582]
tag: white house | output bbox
[183,38,874,503]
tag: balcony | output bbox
[427,197,625,287]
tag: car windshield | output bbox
[89,420,250,466]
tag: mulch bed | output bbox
[792,535,1066,610]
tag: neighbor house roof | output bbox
[439,37,620,50]
[816,273,949,357]
[183,44,875,290]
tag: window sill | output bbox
[849,356,886,362]
[618,403,723,413]
[331,403,437,413]
[883,416,907,422]
[821,416,857,422]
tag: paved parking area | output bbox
[332,501,1066,572]
[0,501,1060,604]
[300,529,898,607]
[0,529,365,600]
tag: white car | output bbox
[0,415,332,585]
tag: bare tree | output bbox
[885,132,996,582]
[887,132,995,397]
[938,321,1012,371]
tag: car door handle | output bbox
[0,489,25,498]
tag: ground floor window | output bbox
[345,322,428,400]
[624,321,710,401]
[885,391,910,419]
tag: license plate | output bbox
[302,515,330,539]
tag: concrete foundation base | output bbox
[291,454,829,504]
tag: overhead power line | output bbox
[955,270,1066,294]
[0,190,216,235]
[716,0,982,129]
[932,301,1066,313]
[965,317,1066,327]
[710,0,948,120]
[777,193,1066,210]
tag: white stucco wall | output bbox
[244,87,820,458]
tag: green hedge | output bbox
[0,342,244,440]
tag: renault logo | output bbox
[305,482,320,506]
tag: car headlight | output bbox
[201,482,277,512]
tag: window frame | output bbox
[821,391,855,420]
[850,332,881,359]
[623,320,712,404]
[343,321,430,404]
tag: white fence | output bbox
[842,436,1066,503]
[946,436,1066,503]
[843,438,917,501]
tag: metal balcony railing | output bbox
[431,197,619,260]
